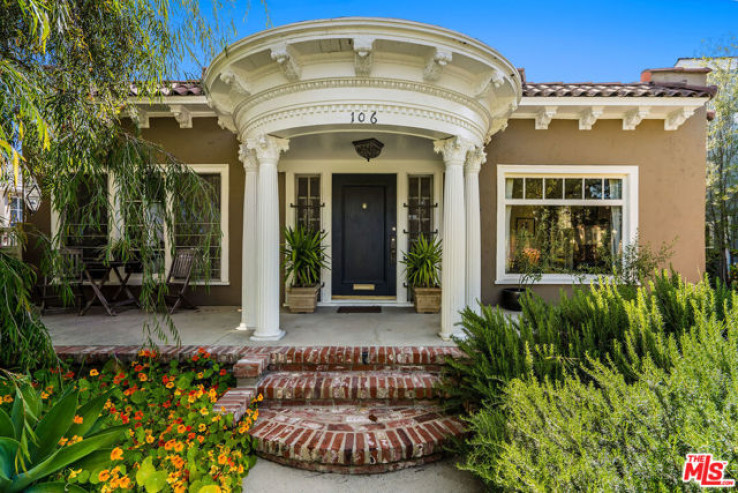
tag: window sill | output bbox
[495,274,610,285]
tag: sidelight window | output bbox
[294,175,322,232]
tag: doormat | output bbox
[337,306,382,314]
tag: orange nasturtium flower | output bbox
[90,369,99,377]
[110,447,124,461]
[73,415,83,424]
[138,373,148,382]
[98,469,111,482]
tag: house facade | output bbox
[31,18,713,340]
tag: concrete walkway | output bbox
[242,457,485,493]
[43,305,456,346]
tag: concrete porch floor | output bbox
[43,305,456,347]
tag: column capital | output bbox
[246,134,290,163]
[433,136,475,166]
[238,144,258,172]
[465,147,486,175]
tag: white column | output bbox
[247,134,289,341]
[434,137,473,341]
[465,148,486,313]
[236,145,258,330]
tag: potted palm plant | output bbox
[282,226,329,313]
[402,234,442,313]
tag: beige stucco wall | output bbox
[481,109,707,304]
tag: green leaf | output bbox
[23,482,88,493]
[10,426,125,493]
[136,456,156,487]
[0,437,20,481]
[198,486,222,493]
[30,391,77,463]
[0,409,14,439]
[67,393,109,438]
[144,471,167,493]
[67,448,113,474]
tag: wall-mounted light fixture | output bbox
[352,138,384,162]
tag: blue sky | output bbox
[227,0,737,82]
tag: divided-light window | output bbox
[497,166,638,283]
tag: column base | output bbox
[250,329,286,342]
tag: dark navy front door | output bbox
[332,174,397,297]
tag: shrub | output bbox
[0,348,260,492]
[493,297,738,491]
[0,252,56,371]
[443,272,733,487]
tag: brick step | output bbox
[249,403,465,474]
[265,346,464,371]
[258,371,442,403]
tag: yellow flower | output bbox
[58,437,68,446]
[199,407,209,416]
[166,382,175,389]
[68,468,82,479]
[196,372,204,379]
[70,435,83,445]
[198,423,207,432]
[110,447,124,461]
[218,453,227,465]
[98,469,111,482]
[73,415,83,424]
[138,373,148,382]
[174,441,184,452]
[41,392,49,400]
[211,415,221,423]
[146,435,155,444]
[2,395,13,403]
[90,369,99,377]
[119,476,131,488]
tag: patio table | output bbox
[80,260,141,316]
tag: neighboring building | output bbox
[29,18,714,340]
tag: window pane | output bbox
[545,179,563,199]
[408,175,434,246]
[564,179,582,199]
[525,178,543,199]
[296,176,321,233]
[506,204,623,274]
[65,174,109,263]
[174,173,221,280]
[585,178,603,199]
[604,179,622,199]
[505,178,523,199]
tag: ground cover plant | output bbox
[0,348,260,492]
[443,272,735,490]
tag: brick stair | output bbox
[217,345,466,474]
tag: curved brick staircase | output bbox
[53,344,467,474]
[224,346,466,474]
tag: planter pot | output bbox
[501,287,525,311]
[412,286,442,314]
[286,285,320,313]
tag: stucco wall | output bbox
[481,109,707,304]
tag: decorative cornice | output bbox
[234,77,492,123]
[353,37,375,77]
[535,106,557,130]
[241,102,484,140]
[665,107,695,131]
[433,136,475,166]
[168,104,192,128]
[623,107,650,131]
[219,69,251,97]
[486,118,508,142]
[246,134,290,163]
[423,48,453,82]
[270,44,301,82]
[127,107,150,129]
[578,106,603,130]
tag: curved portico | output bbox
[203,18,522,340]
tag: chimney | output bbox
[641,67,711,87]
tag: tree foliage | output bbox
[0,0,256,345]
[703,43,738,282]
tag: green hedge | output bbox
[442,272,733,487]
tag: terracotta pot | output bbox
[286,285,320,313]
[412,286,442,313]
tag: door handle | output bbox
[390,235,397,263]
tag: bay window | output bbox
[496,165,638,284]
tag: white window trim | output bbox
[495,164,639,285]
[50,164,230,285]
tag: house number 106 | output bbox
[350,111,378,124]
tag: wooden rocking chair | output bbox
[164,248,198,314]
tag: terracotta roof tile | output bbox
[523,81,715,98]
[137,80,714,99]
